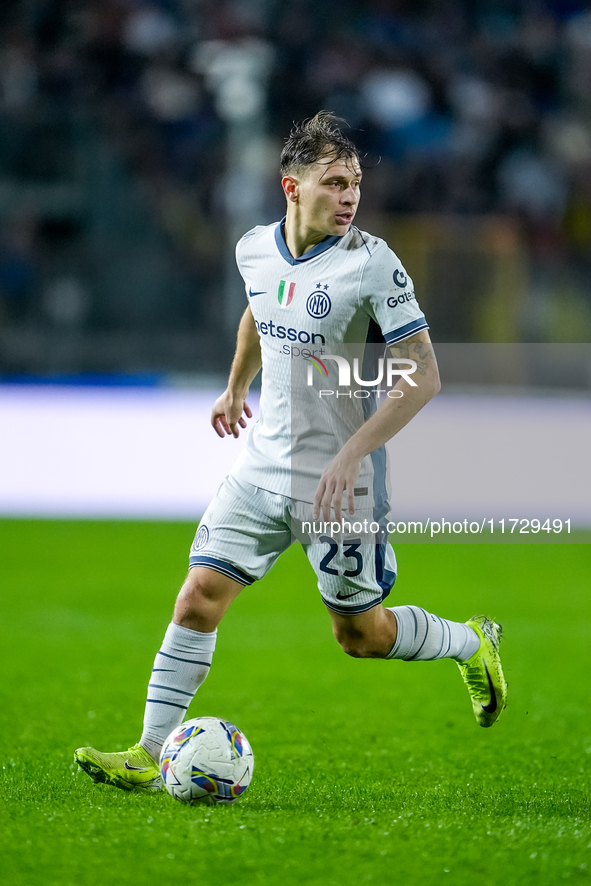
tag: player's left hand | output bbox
[313,449,362,524]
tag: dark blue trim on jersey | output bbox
[321,594,386,616]
[384,316,429,344]
[352,226,373,256]
[375,529,397,597]
[365,316,386,345]
[274,218,342,265]
[189,555,255,586]
[359,321,397,603]
[371,494,396,601]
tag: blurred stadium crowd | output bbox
[0,0,590,373]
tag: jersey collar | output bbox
[274,218,343,265]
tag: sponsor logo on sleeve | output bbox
[387,290,416,308]
[393,269,408,287]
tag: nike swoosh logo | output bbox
[124,760,151,771]
[481,663,498,714]
[248,288,266,298]
[335,590,364,600]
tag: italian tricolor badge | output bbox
[277,280,295,307]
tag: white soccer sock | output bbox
[140,622,217,761]
[386,605,479,662]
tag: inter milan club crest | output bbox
[192,524,209,552]
[306,284,331,319]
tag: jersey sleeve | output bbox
[235,226,264,299]
[360,243,429,344]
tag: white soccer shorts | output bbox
[189,474,397,615]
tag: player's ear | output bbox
[282,175,299,203]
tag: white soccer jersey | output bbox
[230,219,429,502]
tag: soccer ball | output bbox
[159,717,254,805]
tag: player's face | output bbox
[297,155,361,237]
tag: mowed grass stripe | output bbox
[1,520,590,886]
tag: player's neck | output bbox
[282,212,331,259]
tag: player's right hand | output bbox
[211,391,253,439]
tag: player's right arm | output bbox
[211,305,261,438]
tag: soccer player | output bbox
[75,112,507,792]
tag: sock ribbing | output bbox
[140,622,217,761]
[386,605,479,662]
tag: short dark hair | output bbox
[280,110,359,176]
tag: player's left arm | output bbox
[312,329,440,522]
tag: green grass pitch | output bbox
[1,520,590,886]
